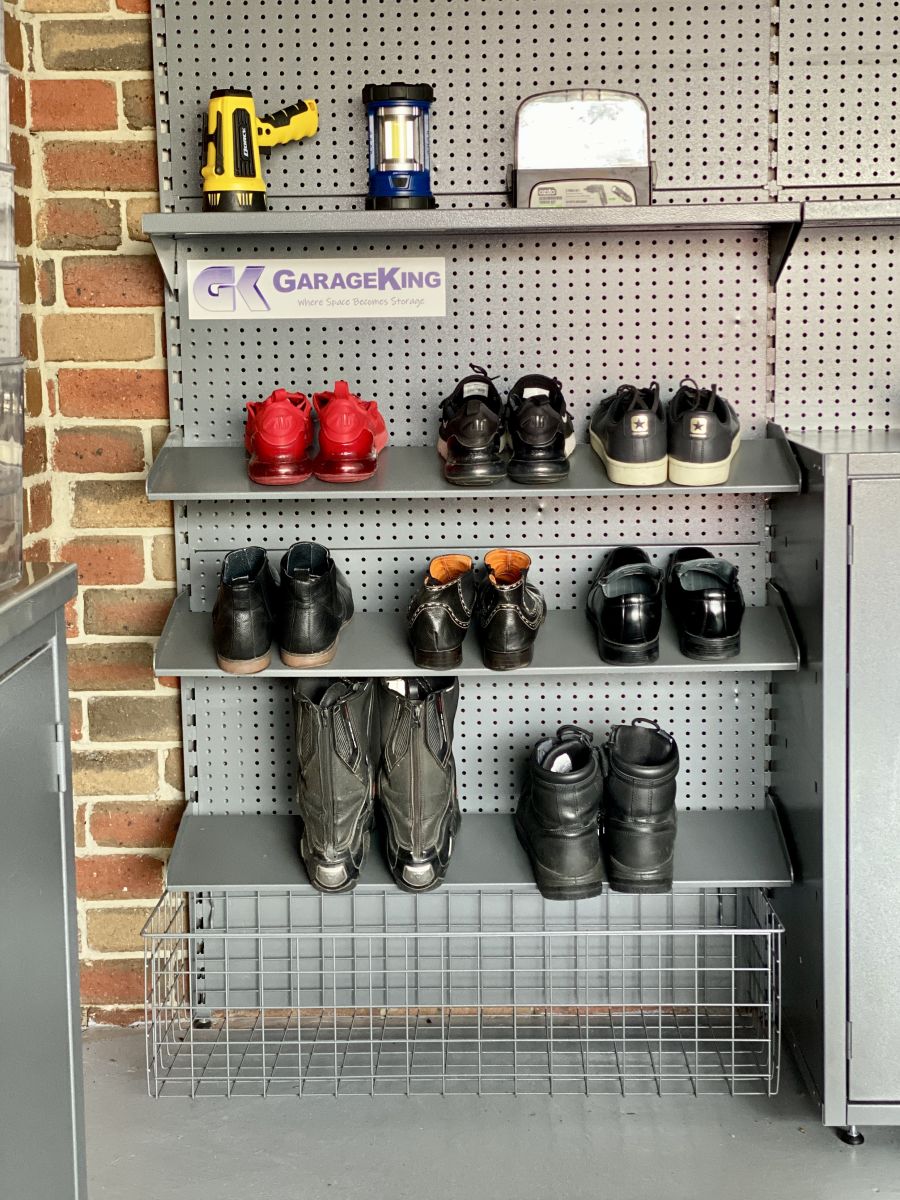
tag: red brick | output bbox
[57,368,168,419]
[5,11,24,71]
[63,254,163,308]
[76,852,164,900]
[44,139,157,191]
[26,0,109,11]
[31,79,117,132]
[87,694,180,742]
[80,958,146,1006]
[65,595,79,637]
[68,641,155,691]
[91,800,185,848]
[74,803,86,849]
[18,253,35,305]
[70,697,84,741]
[59,535,145,584]
[73,748,157,795]
[54,425,144,473]
[26,480,52,532]
[42,19,151,70]
[39,260,57,305]
[117,0,149,10]
[123,78,154,130]
[86,907,152,953]
[43,313,156,361]
[20,313,38,360]
[38,198,121,251]
[23,425,47,476]
[125,195,157,242]
[73,480,166,529]
[25,368,42,418]
[11,131,32,188]
[164,748,184,793]
[84,586,175,634]
[15,191,32,248]
[151,533,175,581]
[24,538,51,562]
[9,77,26,129]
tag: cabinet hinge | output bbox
[847,525,854,565]
[54,721,67,793]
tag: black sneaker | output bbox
[665,547,745,660]
[506,374,575,484]
[589,382,668,486]
[437,365,506,486]
[667,379,741,486]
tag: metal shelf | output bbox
[155,593,800,677]
[144,201,803,288]
[165,808,794,891]
[147,430,801,501]
[803,200,900,228]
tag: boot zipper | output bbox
[411,703,422,857]
[319,707,334,852]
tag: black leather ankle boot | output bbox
[212,546,279,674]
[601,718,678,893]
[476,549,546,670]
[278,542,354,668]
[292,677,375,892]
[407,554,476,669]
[377,677,461,892]
[515,725,604,900]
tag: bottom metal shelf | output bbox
[145,888,782,1099]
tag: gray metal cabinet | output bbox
[0,563,85,1199]
[771,434,900,1135]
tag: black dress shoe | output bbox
[277,542,354,668]
[601,718,678,893]
[667,379,741,486]
[589,382,668,486]
[586,547,663,664]
[476,549,546,670]
[293,677,375,892]
[377,677,461,892]
[407,554,475,669]
[437,366,507,486]
[211,546,278,674]
[506,375,575,484]
[666,546,744,660]
[515,725,604,900]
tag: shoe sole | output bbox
[514,817,605,900]
[412,646,464,670]
[586,610,659,664]
[667,432,741,487]
[299,826,372,894]
[506,432,576,485]
[604,851,674,894]
[216,650,271,674]
[386,807,461,893]
[589,430,669,486]
[483,647,535,671]
[679,630,741,661]
[437,438,507,486]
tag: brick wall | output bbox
[7,0,181,1023]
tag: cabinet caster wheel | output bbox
[192,1016,213,1030]
[836,1125,864,1146]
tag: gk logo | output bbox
[192,265,270,313]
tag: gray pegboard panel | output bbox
[189,542,767,614]
[153,0,773,210]
[778,0,900,197]
[193,674,768,818]
[774,230,900,431]
[175,231,769,446]
[186,492,765,555]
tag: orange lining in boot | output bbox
[485,549,531,585]
[429,554,473,583]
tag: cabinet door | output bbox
[0,641,86,1199]
[848,476,900,1102]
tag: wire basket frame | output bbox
[144,888,782,1098]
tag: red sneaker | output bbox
[311,380,388,482]
[245,388,313,485]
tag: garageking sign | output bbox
[187,256,447,320]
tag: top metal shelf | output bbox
[144,202,804,288]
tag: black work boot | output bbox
[601,718,678,893]
[377,677,461,892]
[292,677,375,892]
[212,546,279,674]
[515,725,604,900]
[278,541,354,668]
[407,554,476,669]
[476,549,546,671]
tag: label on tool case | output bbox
[529,180,637,208]
[187,256,447,321]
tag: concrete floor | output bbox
[84,1026,900,1200]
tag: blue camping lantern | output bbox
[362,82,435,210]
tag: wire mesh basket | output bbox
[144,886,782,1098]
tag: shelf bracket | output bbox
[768,212,804,286]
[150,232,177,293]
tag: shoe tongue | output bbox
[522,387,550,400]
[321,679,355,707]
[676,558,736,589]
[462,379,490,398]
[536,737,589,774]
